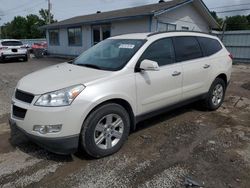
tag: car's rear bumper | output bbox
[9,118,79,155]
[2,54,27,59]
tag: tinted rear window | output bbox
[173,36,202,62]
[140,38,175,66]
[197,37,222,56]
[1,41,23,46]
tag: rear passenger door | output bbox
[135,38,182,115]
[173,36,211,100]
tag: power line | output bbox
[209,3,250,10]
[2,1,46,16]
[4,0,44,13]
[216,8,250,14]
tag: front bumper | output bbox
[9,118,79,155]
[9,89,92,154]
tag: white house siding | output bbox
[46,3,211,56]
[111,18,150,36]
[47,25,91,56]
[83,25,92,52]
[151,3,210,32]
[46,18,151,56]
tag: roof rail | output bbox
[147,30,214,37]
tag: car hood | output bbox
[17,63,111,94]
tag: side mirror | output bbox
[139,59,160,71]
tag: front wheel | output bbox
[80,103,130,158]
[204,78,226,110]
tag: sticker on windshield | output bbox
[119,44,135,49]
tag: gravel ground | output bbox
[0,58,250,188]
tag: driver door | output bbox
[135,38,183,115]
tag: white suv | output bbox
[10,32,232,158]
[0,39,28,62]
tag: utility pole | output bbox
[0,11,5,39]
[0,17,2,39]
[0,18,1,39]
[48,0,51,24]
[221,21,227,42]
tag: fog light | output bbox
[33,124,62,134]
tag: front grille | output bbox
[13,105,27,119]
[15,89,34,104]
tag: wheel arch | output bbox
[216,73,227,86]
[83,98,136,133]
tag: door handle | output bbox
[172,71,181,76]
[203,64,210,69]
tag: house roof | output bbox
[42,0,219,29]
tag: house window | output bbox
[49,29,59,46]
[182,26,189,30]
[92,25,111,45]
[68,27,82,46]
[157,22,176,32]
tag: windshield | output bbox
[73,39,145,71]
[1,41,23,46]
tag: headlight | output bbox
[35,85,85,107]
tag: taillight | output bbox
[229,53,233,60]
[21,45,27,49]
[0,47,8,50]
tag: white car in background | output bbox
[0,39,28,62]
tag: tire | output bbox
[204,78,226,111]
[80,103,130,158]
[23,54,28,62]
[1,56,5,63]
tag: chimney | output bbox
[159,0,165,3]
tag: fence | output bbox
[20,38,46,46]
[216,30,250,63]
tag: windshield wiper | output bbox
[75,64,101,70]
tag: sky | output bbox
[0,0,250,25]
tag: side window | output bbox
[173,36,202,62]
[197,37,222,56]
[181,26,189,30]
[157,22,176,32]
[49,29,59,46]
[68,27,82,46]
[140,38,175,66]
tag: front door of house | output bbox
[92,25,111,45]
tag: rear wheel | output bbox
[1,56,5,63]
[80,103,130,158]
[204,78,226,110]
[23,54,28,62]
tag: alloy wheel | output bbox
[94,114,124,150]
[212,84,224,106]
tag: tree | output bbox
[210,11,224,27]
[1,9,57,39]
[39,9,57,24]
[25,14,43,38]
[246,14,250,25]
[225,15,250,30]
[4,16,27,39]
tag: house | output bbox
[41,0,219,56]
